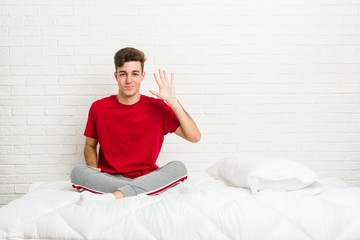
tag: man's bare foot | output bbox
[112,190,124,199]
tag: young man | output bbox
[70,47,201,205]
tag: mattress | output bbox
[0,173,360,240]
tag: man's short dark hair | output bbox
[114,47,146,72]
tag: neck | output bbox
[116,93,141,105]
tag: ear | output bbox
[114,71,117,80]
[141,71,146,82]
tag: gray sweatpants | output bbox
[70,161,187,197]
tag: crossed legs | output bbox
[70,161,187,203]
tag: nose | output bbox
[125,75,132,83]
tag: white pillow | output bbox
[206,158,319,193]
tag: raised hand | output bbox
[149,69,176,102]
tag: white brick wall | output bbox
[1,0,360,206]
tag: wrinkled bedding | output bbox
[0,174,360,240]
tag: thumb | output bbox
[149,90,160,97]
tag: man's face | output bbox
[114,61,145,99]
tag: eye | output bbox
[118,73,126,77]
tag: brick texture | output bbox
[0,0,360,206]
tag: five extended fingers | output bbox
[150,69,175,100]
[154,69,173,86]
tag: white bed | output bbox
[1,159,360,240]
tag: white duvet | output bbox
[1,174,360,240]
